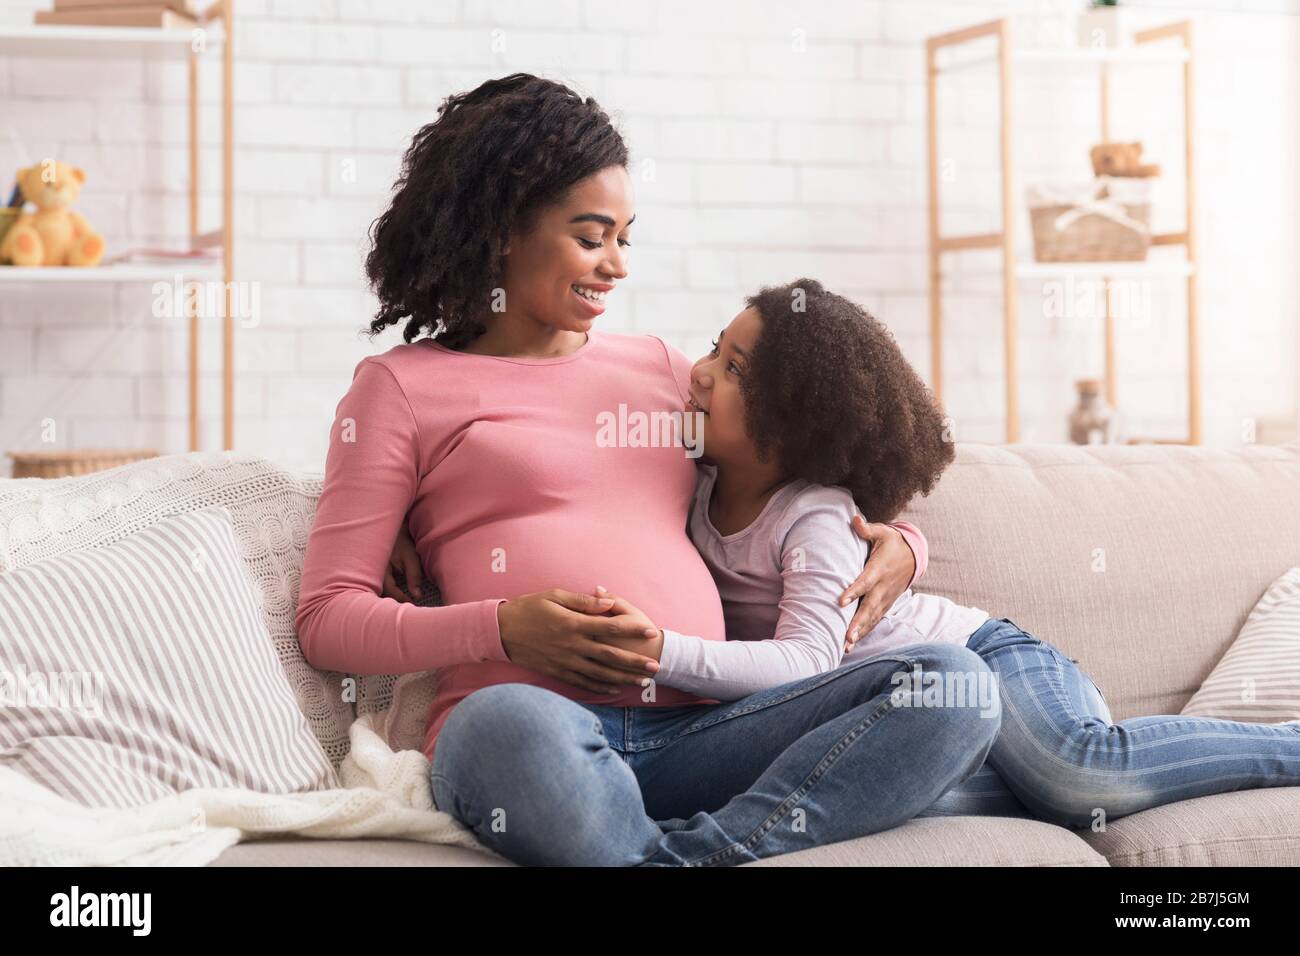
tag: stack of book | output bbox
[34,1,200,29]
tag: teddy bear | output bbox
[0,161,105,267]
[1089,142,1162,178]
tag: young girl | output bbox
[583,277,1300,830]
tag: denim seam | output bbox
[993,687,1300,825]
[1026,644,1119,759]
[684,694,900,867]
[428,771,462,820]
[991,656,1141,823]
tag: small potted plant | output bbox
[1077,0,1130,49]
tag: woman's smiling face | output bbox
[688,307,764,467]
[501,164,634,334]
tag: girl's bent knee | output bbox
[908,643,991,675]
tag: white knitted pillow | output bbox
[0,508,338,808]
[1181,567,1300,723]
[0,452,426,761]
[0,453,372,767]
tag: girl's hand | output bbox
[590,586,665,662]
[838,516,916,653]
[382,522,425,603]
[496,588,662,694]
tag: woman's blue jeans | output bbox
[915,616,1300,827]
[430,643,1001,866]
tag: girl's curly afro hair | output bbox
[740,278,955,523]
[364,73,629,348]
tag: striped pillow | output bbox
[0,508,337,808]
[1181,567,1300,723]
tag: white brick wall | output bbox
[0,0,1296,473]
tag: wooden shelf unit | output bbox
[926,18,1199,445]
[0,1,236,454]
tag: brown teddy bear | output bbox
[1090,142,1162,178]
[0,161,105,267]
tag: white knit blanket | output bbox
[0,713,499,867]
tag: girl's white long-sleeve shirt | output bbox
[656,464,990,701]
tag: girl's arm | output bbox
[652,494,888,701]
[294,356,510,675]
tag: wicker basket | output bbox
[7,448,159,479]
[1027,176,1152,262]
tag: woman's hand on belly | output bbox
[838,518,918,651]
[497,588,663,694]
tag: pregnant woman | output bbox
[295,73,999,866]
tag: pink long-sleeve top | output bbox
[295,329,928,762]
[296,331,730,760]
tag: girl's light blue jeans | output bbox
[915,616,1300,826]
[430,642,1000,866]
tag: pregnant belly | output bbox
[429,512,725,643]
[422,514,725,750]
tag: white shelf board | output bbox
[0,23,223,60]
[937,45,1189,74]
[1015,260,1194,279]
[1019,47,1189,64]
[0,263,222,282]
[942,260,1195,281]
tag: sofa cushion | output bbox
[0,452,365,768]
[208,816,1108,867]
[742,816,1108,866]
[897,440,1300,722]
[1081,787,1300,865]
[211,837,512,867]
[0,508,338,808]
[1181,566,1300,723]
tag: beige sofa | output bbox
[218,438,1300,866]
[6,440,1299,865]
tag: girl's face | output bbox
[688,307,764,468]
[500,164,634,334]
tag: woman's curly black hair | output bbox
[364,73,629,347]
[740,278,955,523]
